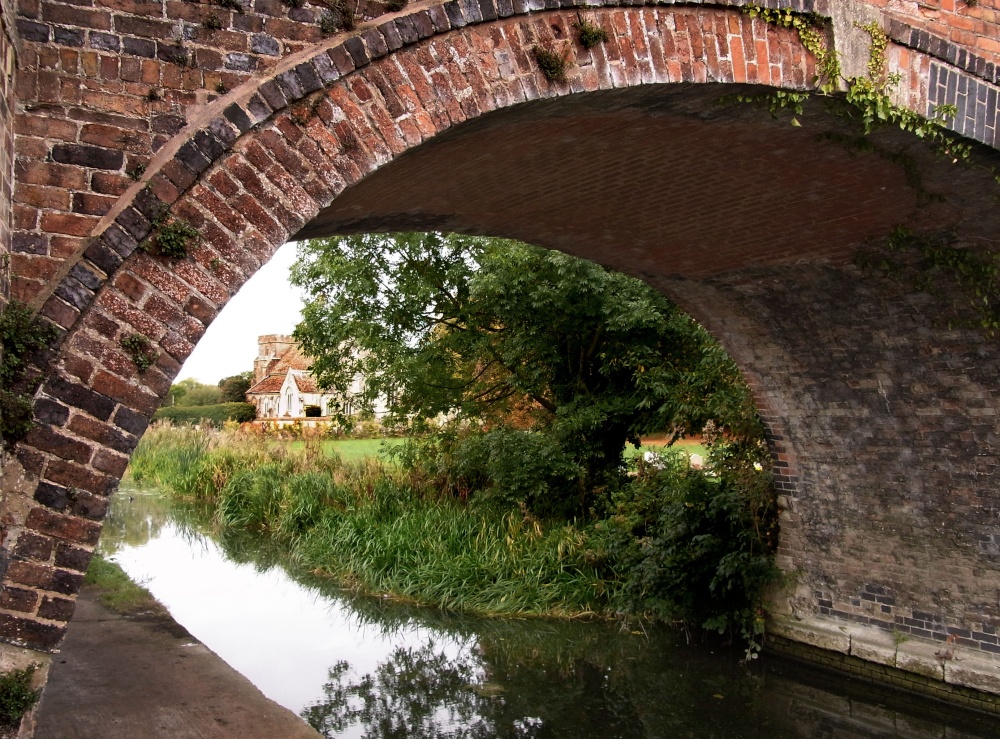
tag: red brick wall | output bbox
[877,0,1000,66]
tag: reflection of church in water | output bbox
[245,334,384,422]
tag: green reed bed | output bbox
[127,424,619,618]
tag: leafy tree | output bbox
[292,234,763,503]
[167,378,221,407]
[218,371,253,403]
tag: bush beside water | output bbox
[128,424,778,640]
[152,402,256,425]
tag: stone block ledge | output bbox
[768,613,1000,715]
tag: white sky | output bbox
[176,241,305,384]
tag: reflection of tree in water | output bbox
[303,641,514,739]
[101,487,218,555]
[99,489,169,554]
[300,628,765,739]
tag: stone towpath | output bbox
[32,586,321,738]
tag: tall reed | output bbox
[127,424,619,617]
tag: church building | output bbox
[245,335,381,423]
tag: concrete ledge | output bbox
[850,626,897,667]
[895,638,946,682]
[768,612,851,654]
[768,613,1000,716]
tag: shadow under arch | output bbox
[5,3,1000,669]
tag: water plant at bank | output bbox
[128,424,778,645]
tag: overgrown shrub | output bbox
[153,402,256,425]
[395,428,585,517]
[604,445,779,647]
[0,665,40,729]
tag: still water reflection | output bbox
[101,487,996,739]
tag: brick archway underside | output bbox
[3,4,1000,657]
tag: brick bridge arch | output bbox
[3,0,1000,704]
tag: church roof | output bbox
[291,373,320,393]
[269,343,311,374]
[246,374,286,395]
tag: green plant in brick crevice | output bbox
[147,214,199,260]
[532,45,569,83]
[203,13,224,31]
[216,0,245,13]
[857,226,1000,336]
[574,15,609,50]
[385,0,407,12]
[120,334,158,374]
[318,0,355,34]
[741,7,973,165]
[743,6,841,93]
[1,300,58,448]
[0,664,41,730]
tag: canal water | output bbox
[101,486,997,739]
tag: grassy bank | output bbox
[127,425,619,617]
[84,553,168,617]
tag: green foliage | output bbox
[130,426,613,616]
[120,334,157,374]
[857,226,1000,334]
[85,552,164,616]
[730,89,809,125]
[0,300,58,448]
[532,45,568,83]
[292,234,762,516]
[743,6,840,92]
[216,0,244,13]
[0,664,40,729]
[203,13,224,30]
[385,0,407,11]
[603,444,777,653]
[575,16,609,50]
[742,7,972,163]
[132,417,777,648]
[395,428,585,518]
[218,371,253,403]
[319,0,354,34]
[147,215,198,260]
[153,402,257,425]
[168,378,222,406]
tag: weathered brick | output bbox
[51,143,124,170]
[12,532,55,563]
[0,587,39,614]
[54,543,93,573]
[26,507,102,547]
[44,376,116,421]
[38,596,76,622]
[0,613,64,650]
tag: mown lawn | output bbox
[627,436,707,460]
[281,437,406,462]
[282,437,705,463]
